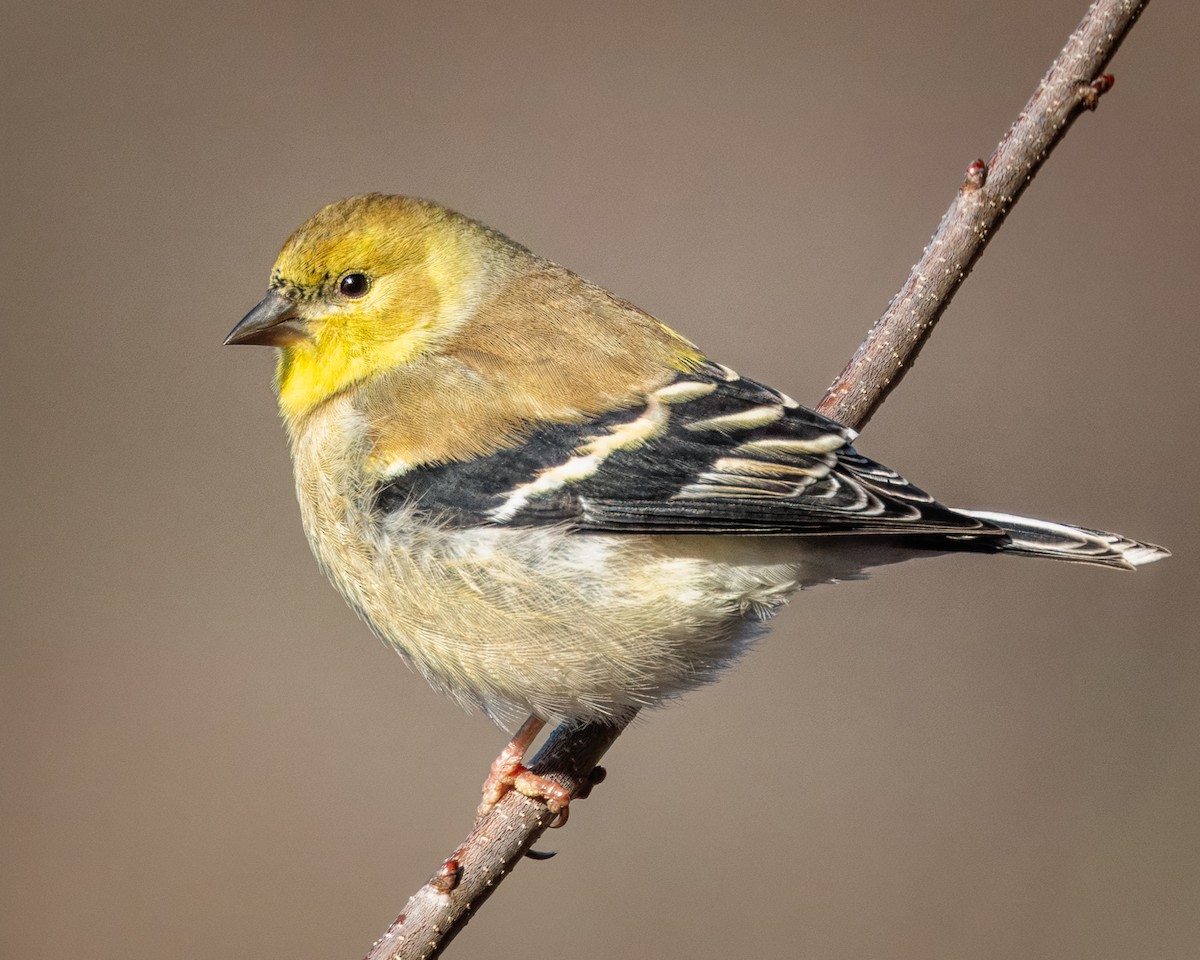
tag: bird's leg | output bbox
[476,715,572,826]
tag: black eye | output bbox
[338,272,369,298]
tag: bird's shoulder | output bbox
[357,260,702,471]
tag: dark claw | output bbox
[525,848,558,860]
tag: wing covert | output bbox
[373,361,1002,541]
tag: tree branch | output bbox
[362,2,1150,956]
[817,0,1147,429]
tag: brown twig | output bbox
[817,0,1146,430]
[364,721,622,960]
[363,1,1149,956]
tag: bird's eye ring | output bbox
[338,272,370,299]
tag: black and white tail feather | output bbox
[955,510,1168,569]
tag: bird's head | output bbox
[227,194,502,424]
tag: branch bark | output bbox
[817,0,1148,429]
[363,2,1150,956]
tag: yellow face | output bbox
[261,195,484,423]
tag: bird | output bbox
[225,193,1168,823]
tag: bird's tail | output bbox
[955,510,1170,570]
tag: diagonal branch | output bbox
[362,2,1150,957]
[817,0,1148,429]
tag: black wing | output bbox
[374,362,1003,541]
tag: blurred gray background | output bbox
[3,2,1197,958]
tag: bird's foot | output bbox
[476,756,572,827]
[475,716,572,827]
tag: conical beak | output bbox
[225,290,306,346]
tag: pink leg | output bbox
[476,715,572,826]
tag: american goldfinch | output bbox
[226,194,1168,821]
